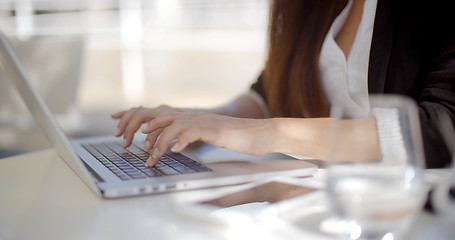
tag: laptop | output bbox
[0,32,317,198]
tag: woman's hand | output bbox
[140,113,277,167]
[111,105,185,148]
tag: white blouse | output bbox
[319,0,378,115]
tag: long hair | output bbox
[263,0,348,117]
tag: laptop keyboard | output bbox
[81,142,212,181]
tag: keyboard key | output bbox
[167,152,189,161]
[172,165,196,174]
[155,165,179,175]
[141,168,163,177]
[118,175,130,181]
[129,173,147,179]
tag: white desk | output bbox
[1,149,453,240]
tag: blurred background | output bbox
[0,0,269,158]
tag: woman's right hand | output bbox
[110,93,266,150]
[111,105,185,149]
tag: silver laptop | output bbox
[0,32,317,198]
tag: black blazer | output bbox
[251,0,455,168]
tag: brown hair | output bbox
[263,0,348,118]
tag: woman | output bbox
[112,0,455,168]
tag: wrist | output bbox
[272,118,332,160]
[269,118,290,154]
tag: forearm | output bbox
[271,118,381,162]
[271,118,333,160]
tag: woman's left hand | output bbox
[140,112,277,167]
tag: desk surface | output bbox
[1,149,453,240]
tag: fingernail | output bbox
[144,141,152,151]
[170,142,179,152]
[122,139,127,148]
[144,158,151,167]
[145,154,155,167]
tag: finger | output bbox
[122,109,151,147]
[111,110,126,119]
[144,129,162,151]
[145,120,189,167]
[114,107,141,137]
[169,133,193,153]
[145,146,161,167]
